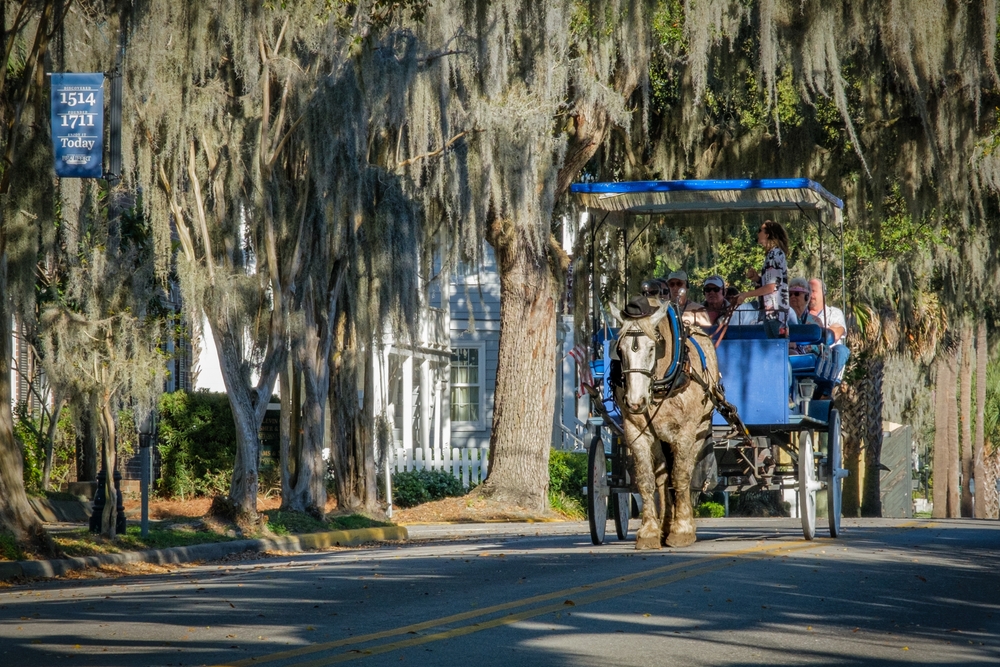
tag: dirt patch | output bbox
[121,495,339,520]
[391,494,564,524]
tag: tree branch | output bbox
[396,130,474,169]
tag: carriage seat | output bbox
[714,323,833,345]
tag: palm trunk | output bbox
[860,357,885,517]
[477,220,564,511]
[932,357,950,519]
[0,254,57,556]
[974,321,987,519]
[959,325,973,517]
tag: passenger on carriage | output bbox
[700,275,729,325]
[808,278,850,397]
[733,220,790,337]
[787,277,820,352]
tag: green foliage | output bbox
[984,348,1000,455]
[695,501,725,518]
[391,469,465,508]
[156,391,237,500]
[548,449,588,498]
[265,510,392,535]
[0,530,24,561]
[548,490,586,520]
[14,404,75,495]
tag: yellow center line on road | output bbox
[214,538,826,667]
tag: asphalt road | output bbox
[1,518,998,667]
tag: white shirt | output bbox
[811,305,846,345]
[729,302,762,326]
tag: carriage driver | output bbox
[665,269,711,327]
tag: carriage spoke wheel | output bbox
[798,431,820,540]
[827,409,844,538]
[588,436,609,545]
[613,491,630,540]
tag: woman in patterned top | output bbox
[734,220,790,337]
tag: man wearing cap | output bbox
[788,277,819,352]
[808,278,849,397]
[701,275,729,325]
[666,269,709,327]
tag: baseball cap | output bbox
[667,269,687,283]
[703,275,724,289]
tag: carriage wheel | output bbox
[588,435,609,545]
[827,409,844,538]
[613,492,630,540]
[798,431,818,540]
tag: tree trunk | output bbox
[959,324,974,517]
[946,344,961,518]
[97,392,118,538]
[41,398,66,492]
[284,353,328,518]
[211,310,282,533]
[932,358,949,519]
[860,357,885,517]
[279,359,302,503]
[328,324,378,513]
[0,253,57,557]
[974,321,987,519]
[476,220,564,511]
[78,410,97,483]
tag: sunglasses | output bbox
[789,291,808,297]
[703,286,721,293]
[667,281,685,288]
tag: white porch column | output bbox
[402,353,413,452]
[420,356,432,461]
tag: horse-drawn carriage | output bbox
[570,179,848,547]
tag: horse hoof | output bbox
[665,532,696,548]
[635,535,662,550]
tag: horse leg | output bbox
[665,430,702,548]
[655,440,672,545]
[626,423,662,550]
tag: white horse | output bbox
[610,299,720,549]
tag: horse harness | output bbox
[615,304,753,445]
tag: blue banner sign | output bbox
[50,73,104,178]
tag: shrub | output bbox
[391,469,465,508]
[695,501,726,518]
[157,391,237,499]
[14,404,76,495]
[548,490,586,520]
[549,449,588,513]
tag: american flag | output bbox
[568,344,595,397]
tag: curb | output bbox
[0,526,408,582]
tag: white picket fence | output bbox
[391,447,489,489]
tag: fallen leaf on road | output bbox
[564,600,575,606]
[916,575,927,582]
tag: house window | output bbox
[451,347,482,424]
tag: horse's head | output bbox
[609,300,674,414]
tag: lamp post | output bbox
[969,477,975,520]
[136,408,157,537]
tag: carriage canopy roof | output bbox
[570,179,843,219]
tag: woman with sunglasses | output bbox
[734,219,790,337]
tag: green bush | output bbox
[14,404,76,495]
[157,391,237,499]
[695,501,726,518]
[549,449,588,513]
[391,469,465,508]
